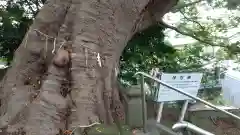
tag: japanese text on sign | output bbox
[156,73,203,102]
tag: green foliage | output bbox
[164,0,240,104]
[119,25,176,85]
[6,0,43,16]
[0,1,33,63]
[119,25,211,86]
[174,0,240,55]
[0,0,44,63]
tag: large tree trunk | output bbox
[0,0,178,134]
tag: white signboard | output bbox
[156,73,203,102]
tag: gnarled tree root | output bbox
[3,49,70,135]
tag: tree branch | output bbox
[172,0,205,12]
[159,21,240,54]
[149,0,179,22]
[158,21,224,47]
[178,11,231,42]
[179,10,205,30]
[137,0,179,32]
[228,32,240,39]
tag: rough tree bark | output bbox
[0,0,178,134]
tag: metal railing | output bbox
[135,72,240,135]
[172,121,214,135]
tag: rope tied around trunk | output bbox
[78,43,102,67]
[63,122,101,135]
[24,29,103,67]
[71,43,103,68]
[23,29,66,57]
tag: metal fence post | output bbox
[140,75,147,133]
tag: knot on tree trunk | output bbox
[53,49,70,68]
